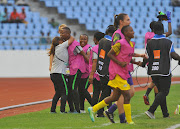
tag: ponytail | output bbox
[114,15,118,30]
[48,37,61,56]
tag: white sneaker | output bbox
[145,111,155,119]
[80,110,86,113]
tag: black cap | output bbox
[153,21,164,35]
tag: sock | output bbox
[123,104,133,123]
[145,88,152,96]
[93,100,108,112]
[119,112,126,123]
[108,103,117,114]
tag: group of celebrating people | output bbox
[48,11,180,124]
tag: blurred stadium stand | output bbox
[0,0,180,50]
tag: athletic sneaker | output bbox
[95,114,105,117]
[60,111,67,114]
[50,111,57,114]
[80,110,86,113]
[128,121,135,124]
[145,111,155,119]
[104,110,115,123]
[143,94,150,105]
[68,110,79,114]
[88,107,95,122]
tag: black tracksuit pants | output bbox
[148,75,171,117]
[50,73,68,112]
[78,77,92,110]
[92,76,112,115]
[67,70,82,113]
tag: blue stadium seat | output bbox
[11,38,19,45]
[0,38,3,45]
[78,17,86,24]
[62,1,69,6]
[4,45,11,50]
[9,23,18,29]
[73,6,81,13]
[86,24,95,31]
[17,38,26,45]
[45,1,53,7]
[69,1,77,6]
[13,46,22,50]
[26,38,35,46]
[0,46,5,50]
[28,45,39,50]
[66,11,74,19]
[53,1,60,6]
[58,7,66,13]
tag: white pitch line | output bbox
[166,124,180,129]
[0,81,180,111]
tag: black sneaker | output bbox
[60,111,67,114]
[104,110,115,123]
[50,111,57,114]
[95,113,105,117]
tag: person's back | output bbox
[96,36,112,76]
[146,37,172,76]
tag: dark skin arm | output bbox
[107,48,128,67]
[80,50,89,63]
[171,52,180,61]
[165,22,172,37]
[89,59,97,84]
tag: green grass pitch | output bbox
[0,84,180,129]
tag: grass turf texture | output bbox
[0,84,180,129]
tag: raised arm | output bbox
[68,36,75,46]
[165,11,172,37]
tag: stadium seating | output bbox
[40,0,180,48]
[0,3,59,50]
[0,0,180,50]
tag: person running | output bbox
[78,34,92,113]
[89,32,106,117]
[94,25,116,119]
[48,36,74,113]
[143,11,172,105]
[88,25,143,124]
[104,13,146,123]
[142,21,180,119]
[60,27,89,113]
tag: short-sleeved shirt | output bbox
[51,41,69,74]
[10,12,19,20]
[112,41,134,56]
[87,47,92,53]
[19,13,26,20]
[93,51,98,59]
[113,33,121,45]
